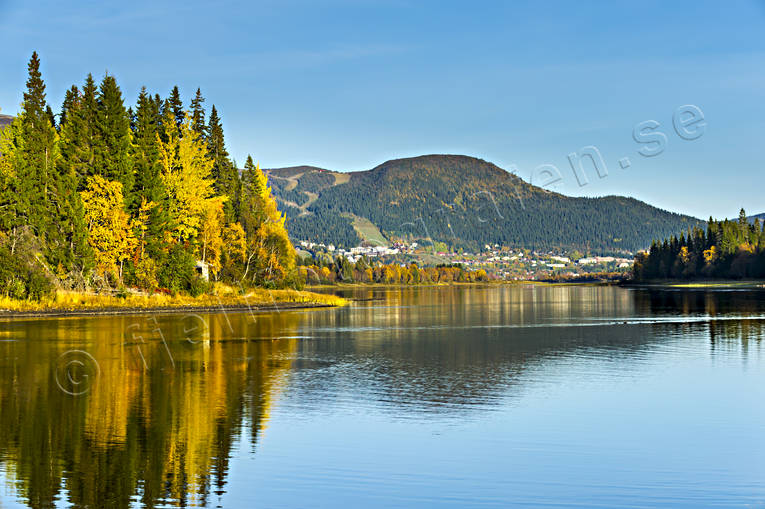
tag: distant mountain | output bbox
[749,213,765,224]
[0,114,13,130]
[266,154,703,254]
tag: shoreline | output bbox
[620,279,765,290]
[0,301,337,319]
[0,288,347,319]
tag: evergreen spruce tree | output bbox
[131,87,162,203]
[56,84,95,274]
[63,74,100,186]
[168,85,184,131]
[46,105,56,129]
[190,88,207,139]
[14,52,57,243]
[159,97,178,142]
[57,76,99,189]
[239,154,295,285]
[131,87,169,256]
[54,145,93,278]
[207,105,239,221]
[94,74,133,200]
[59,85,79,128]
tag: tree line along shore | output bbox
[633,210,765,282]
[3,53,758,316]
[0,53,490,314]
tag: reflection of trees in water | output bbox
[288,286,676,416]
[633,288,765,345]
[633,288,765,317]
[0,312,301,509]
[292,286,764,416]
[1,287,762,507]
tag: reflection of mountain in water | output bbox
[286,286,764,417]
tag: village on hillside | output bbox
[297,240,633,280]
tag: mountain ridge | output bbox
[0,114,14,130]
[265,154,703,254]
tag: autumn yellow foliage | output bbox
[158,116,216,243]
[80,175,137,278]
[0,284,346,314]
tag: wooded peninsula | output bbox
[0,53,486,312]
[633,210,765,281]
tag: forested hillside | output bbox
[0,114,13,129]
[0,53,296,300]
[267,155,703,253]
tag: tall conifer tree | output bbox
[131,87,168,256]
[57,84,94,274]
[94,74,133,199]
[15,52,57,240]
[190,88,207,139]
[208,105,239,221]
[168,85,184,131]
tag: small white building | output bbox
[195,261,210,281]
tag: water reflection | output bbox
[0,313,301,508]
[0,285,763,508]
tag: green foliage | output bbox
[157,245,197,292]
[634,209,765,281]
[26,270,53,300]
[287,214,361,247]
[269,155,703,253]
[298,257,489,285]
[208,105,240,221]
[14,52,58,254]
[0,247,28,298]
[190,88,207,139]
[168,85,184,132]
[236,156,296,287]
[187,275,210,297]
[94,75,133,196]
[0,53,296,298]
[0,245,53,301]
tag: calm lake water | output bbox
[1,285,764,508]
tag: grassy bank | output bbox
[622,280,765,289]
[0,285,347,317]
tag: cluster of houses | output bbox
[576,256,633,268]
[296,239,634,278]
[298,241,414,264]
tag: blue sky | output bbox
[1,0,763,219]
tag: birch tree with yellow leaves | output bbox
[199,196,226,277]
[158,117,215,244]
[2,54,307,297]
[80,175,136,280]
